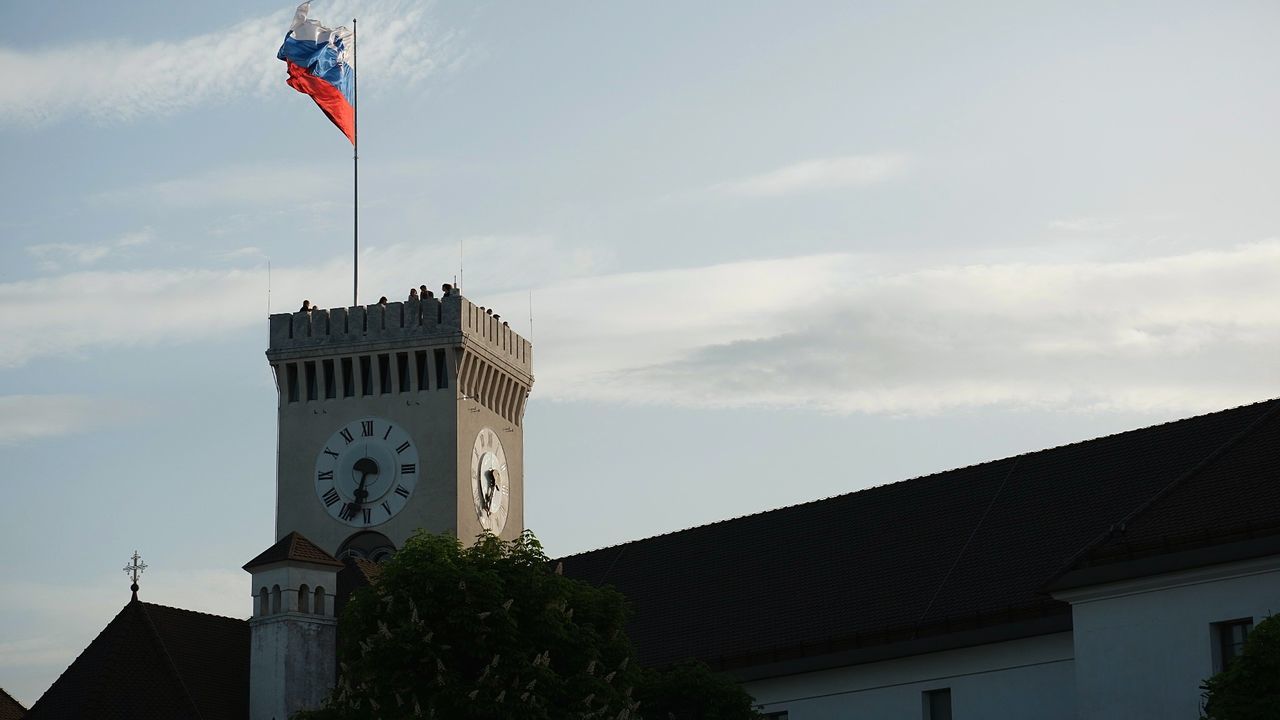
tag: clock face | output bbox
[470,427,510,534]
[315,417,420,528]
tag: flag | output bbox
[277,2,355,144]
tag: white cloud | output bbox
[504,241,1280,415]
[27,228,153,269]
[712,153,908,197]
[0,233,602,369]
[91,164,340,209]
[0,395,123,443]
[0,0,453,127]
[1047,216,1119,233]
[3,238,1278,416]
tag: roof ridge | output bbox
[0,687,26,713]
[1041,398,1280,588]
[244,530,343,570]
[558,398,1280,561]
[137,600,246,623]
[25,601,136,715]
[135,601,206,720]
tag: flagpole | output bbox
[352,17,359,307]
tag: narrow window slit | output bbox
[378,354,392,394]
[341,357,355,398]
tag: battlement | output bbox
[267,291,531,376]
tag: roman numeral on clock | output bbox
[401,463,416,475]
[323,448,340,459]
[339,428,354,444]
[383,426,393,440]
[362,507,372,524]
[394,485,410,498]
[322,488,341,507]
[381,501,391,516]
[361,420,374,437]
[317,470,334,482]
[340,503,358,521]
[396,441,410,454]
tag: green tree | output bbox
[1202,614,1280,720]
[635,660,763,720]
[295,530,761,720]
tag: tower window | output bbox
[322,359,336,399]
[286,364,299,403]
[434,349,449,389]
[258,587,269,617]
[397,352,410,392]
[314,586,326,615]
[271,585,282,615]
[378,354,392,394]
[341,357,354,398]
[304,361,318,401]
[415,350,429,391]
[360,356,372,396]
[298,584,310,613]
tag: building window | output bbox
[286,363,299,403]
[304,361,318,401]
[924,688,952,720]
[258,587,269,617]
[271,585,282,615]
[298,584,310,613]
[397,352,410,392]
[378,354,392,394]
[314,586,326,615]
[360,356,373,396]
[1214,618,1254,671]
[341,357,354,398]
[434,348,449,389]
[416,350,429,391]
[322,359,336,399]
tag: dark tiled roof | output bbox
[559,399,1280,670]
[1054,401,1280,579]
[25,600,248,720]
[336,556,383,615]
[0,688,25,720]
[243,531,344,570]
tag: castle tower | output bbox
[244,532,343,720]
[264,288,534,558]
[246,287,534,720]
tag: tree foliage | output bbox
[635,660,762,720]
[1202,614,1280,720]
[295,530,761,720]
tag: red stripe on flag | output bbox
[285,61,355,145]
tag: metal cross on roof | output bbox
[123,550,147,601]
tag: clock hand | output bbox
[352,457,379,504]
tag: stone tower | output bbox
[244,532,343,720]
[246,287,533,720]
[264,288,534,558]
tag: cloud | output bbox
[3,238,1278,416]
[712,153,908,197]
[0,395,124,443]
[502,241,1280,415]
[1047,217,1119,233]
[90,164,341,209]
[27,228,153,269]
[0,0,454,127]
[0,233,602,369]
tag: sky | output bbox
[2,0,1280,705]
